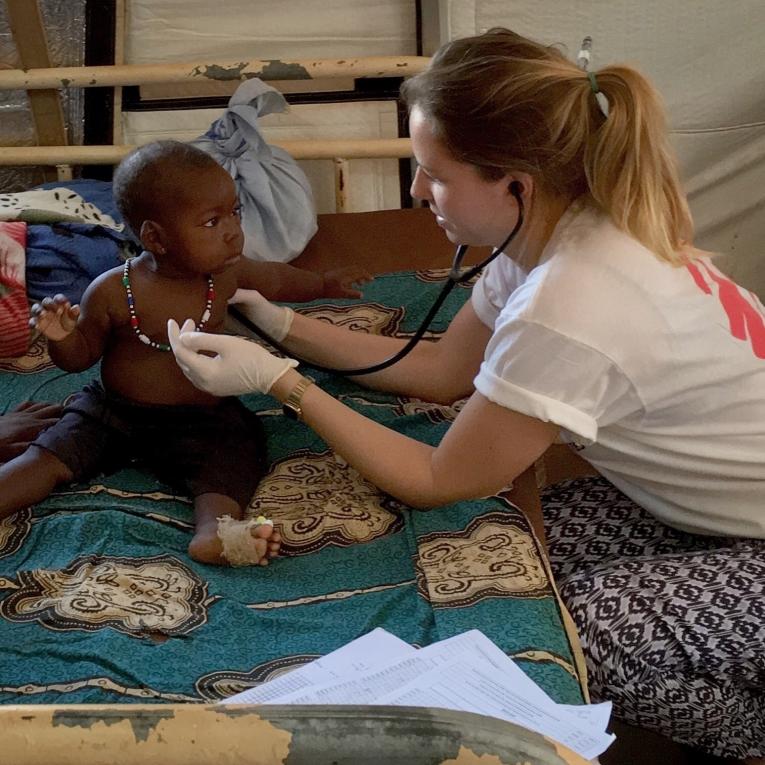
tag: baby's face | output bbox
[156,165,244,275]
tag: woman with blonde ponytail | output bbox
[170,28,764,761]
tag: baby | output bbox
[0,140,368,566]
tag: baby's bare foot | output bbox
[188,516,281,566]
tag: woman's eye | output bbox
[203,217,218,228]
[419,167,439,184]
[233,206,242,218]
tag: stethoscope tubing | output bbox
[229,193,524,376]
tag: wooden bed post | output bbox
[112,0,126,148]
[333,157,349,212]
[6,0,70,183]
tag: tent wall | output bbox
[119,0,417,214]
[1,0,763,294]
[427,0,765,295]
[123,0,765,292]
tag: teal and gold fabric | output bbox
[0,269,586,707]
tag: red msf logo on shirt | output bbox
[686,260,765,359]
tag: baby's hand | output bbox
[29,294,81,341]
[321,265,373,298]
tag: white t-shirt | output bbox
[471,202,765,538]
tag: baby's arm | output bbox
[29,273,114,372]
[30,294,80,341]
[319,265,372,298]
[236,260,371,302]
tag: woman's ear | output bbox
[139,220,166,255]
[505,172,534,201]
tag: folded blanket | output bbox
[0,222,30,358]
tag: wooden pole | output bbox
[111,0,126,146]
[5,0,69,182]
[0,138,413,166]
[333,158,350,213]
[0,57,430,91]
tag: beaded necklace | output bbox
[122,258,214,352]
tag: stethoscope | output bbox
[229,182,524,376]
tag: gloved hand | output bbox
[228,289,294,342]
[168,319,298,396]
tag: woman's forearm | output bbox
[270,368,558,510]
[272,368,446,506]
[283,302,488,403]
[283,313,452,399]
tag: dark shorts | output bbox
[34,381,267,509]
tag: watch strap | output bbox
[282,375,314,421]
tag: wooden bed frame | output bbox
[0,702,591,764]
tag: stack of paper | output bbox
[221,628,615,761]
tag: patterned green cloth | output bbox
[0,269,586,706]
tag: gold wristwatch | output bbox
[282,375,314,421]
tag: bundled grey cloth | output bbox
[191,79,317,263]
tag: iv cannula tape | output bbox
[229,190,524,376]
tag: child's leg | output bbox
[188,492,281,566]
[0,445,73,518]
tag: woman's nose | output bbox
[410,167,430,203]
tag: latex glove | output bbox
[228,289,294,342]
[168,319,298,396]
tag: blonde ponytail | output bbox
[402,28,695,265]
[583,67,693,264]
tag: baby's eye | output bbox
[203,217,219,228]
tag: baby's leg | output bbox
[189,493,281,566]
[0,445,73,518]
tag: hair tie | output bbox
[577,36,593,70]
[577,36,609,118]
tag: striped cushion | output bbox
[0,221,30,358]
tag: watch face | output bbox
[282,376,312,421]
[282,402,300,421]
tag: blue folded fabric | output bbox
[190,79,317,263]
[26,180,137,304]
[26,222,137,304]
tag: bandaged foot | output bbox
[216,515,281,567]
[188,515,280,566]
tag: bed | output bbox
[0,50,594,765]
